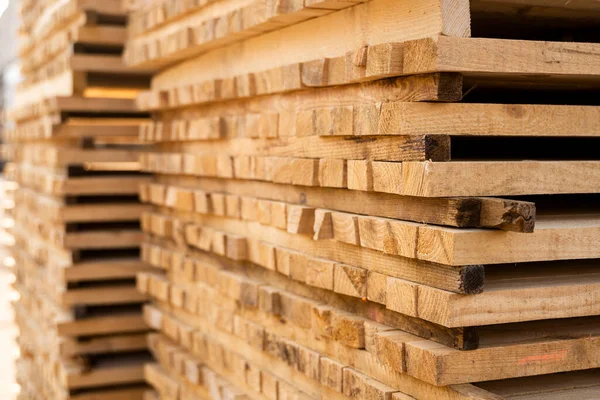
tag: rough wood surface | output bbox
[402,161,600,197]
[10,2,151,397]
[145,190,592,267]
[127,0,470,70]
[114,0,600,397]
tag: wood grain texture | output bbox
[402,161,600,197]
[149,0,470,83]
[404,36,600,79]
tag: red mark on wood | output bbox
[517,350,567,366]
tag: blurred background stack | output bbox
[125,0,600,399]
[2,0,157,399]
[0,168,18,400]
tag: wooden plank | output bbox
[127,0,471,70]
[60,203,151,222]
[165,203,600,267]
[144,158,537,232]
[401,161,600,197]
[148,36,600,107]
[138,72,462,111]
[153,173,534,231]
[61,176,152,196]
[16,187,147,223]
[63,229,143,249]
[376,103,600,137]
[14,71,79,110]
[157,170,533,227]
[9,96,139,123]
[153,280,600,387]
[67,363,146,389]
[20,145,144,169]
[146,331,326,400]
[55,118,146,139]
[386,264,600,326]
[147,280,600,388]
[63,259,153,282]
[404,35,600,80]
[13,226,75,266]
[21,0,125,55]
[155,194,585,268]
[60,333,148,357]
[417,214,600,265]
[403,334,600,386]
[169,214,600,330]
[478,198,535,234]
[17,0,600,397]
[4,117,147,142]
[149,135,452,162]
[143,248,475,350]
[77,26,127,46]
[475,370,600,400]
[61,284,149,306]
[41,147,139,167]
[149,0,470,84]
[57,314,147,336]
[144,363,181,400]
[71,54,152,75]
[146,210,484,294]
[147,303,477,400]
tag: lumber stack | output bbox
[6,1,155,399]
[128,0,600,399]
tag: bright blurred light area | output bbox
[7,290,18,302]
[0,0,8,18]
[3,257,14,268]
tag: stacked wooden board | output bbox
[127,0,600,399]
[6,0,156,399]
[0,174,20,400]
